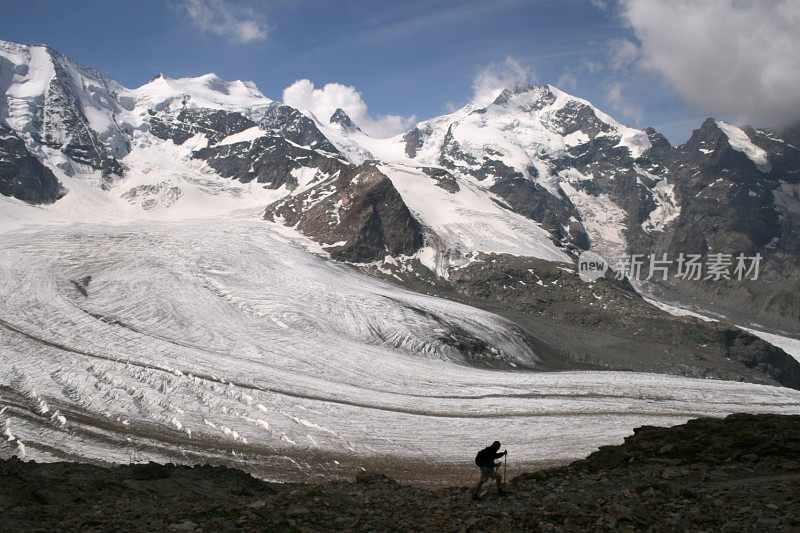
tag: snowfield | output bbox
[378,163,572,272]
[1,216,799,481]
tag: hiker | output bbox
[472,441,507,499]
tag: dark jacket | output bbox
[475,445,505,467]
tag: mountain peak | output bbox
[489,83,557,108]
[643,127,672,150]
[330,108,361,132]
[131,72,271,112]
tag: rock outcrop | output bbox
[0,123,64,203]
[265,163,424,262]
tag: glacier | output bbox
[2,214,799,482]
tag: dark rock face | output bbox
[329,108,360,133]
[490,176,588,249]
[515,84,556,110]
[40,50,124,182]
[551,99,614,137]
[148,102,345,190]
[0,123,64,203]
[436,119,597,254]
[265,164,424,262]
[149,107,255,146]
[194,134,343,189]
[402,125,428,158]
[260,103,339,155]
[531,132,661,256]
[471,157,523,183]
[659,118,780,255]
[490,85,557,111]
[720,327,800,389]
[420,167,459,193]
[439,124,481,174]
[642,126,673,157]
[634,119,800,329]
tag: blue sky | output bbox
[2,0,793,144]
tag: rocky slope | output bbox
[279,84,800,333]
[0,122,63,203]
[634,118,800,330]
[1,413,798,532]
[366,253,800,388]
[265,163,424,262]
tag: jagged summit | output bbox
[487,83,553,106]
[329,108,361,132]
[397,81,651,169]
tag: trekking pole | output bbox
[504,452,507,483]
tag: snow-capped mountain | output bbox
[282,81,800,329]
[0,41,126,187]
[1,39,799,385]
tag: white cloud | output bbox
[581,59,604,75]
[600,39,644,125]
[444,101,460,113]
[472,56,534,105]
[282,80,416,138]
[608,39,639,72]
[178,0,269,44]
[619,0,800,129]
[557,70,578,91]
[606,81,644,124]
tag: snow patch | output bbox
[559,180,627,262]
[717,121,771,172]
[216,126,267,146]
